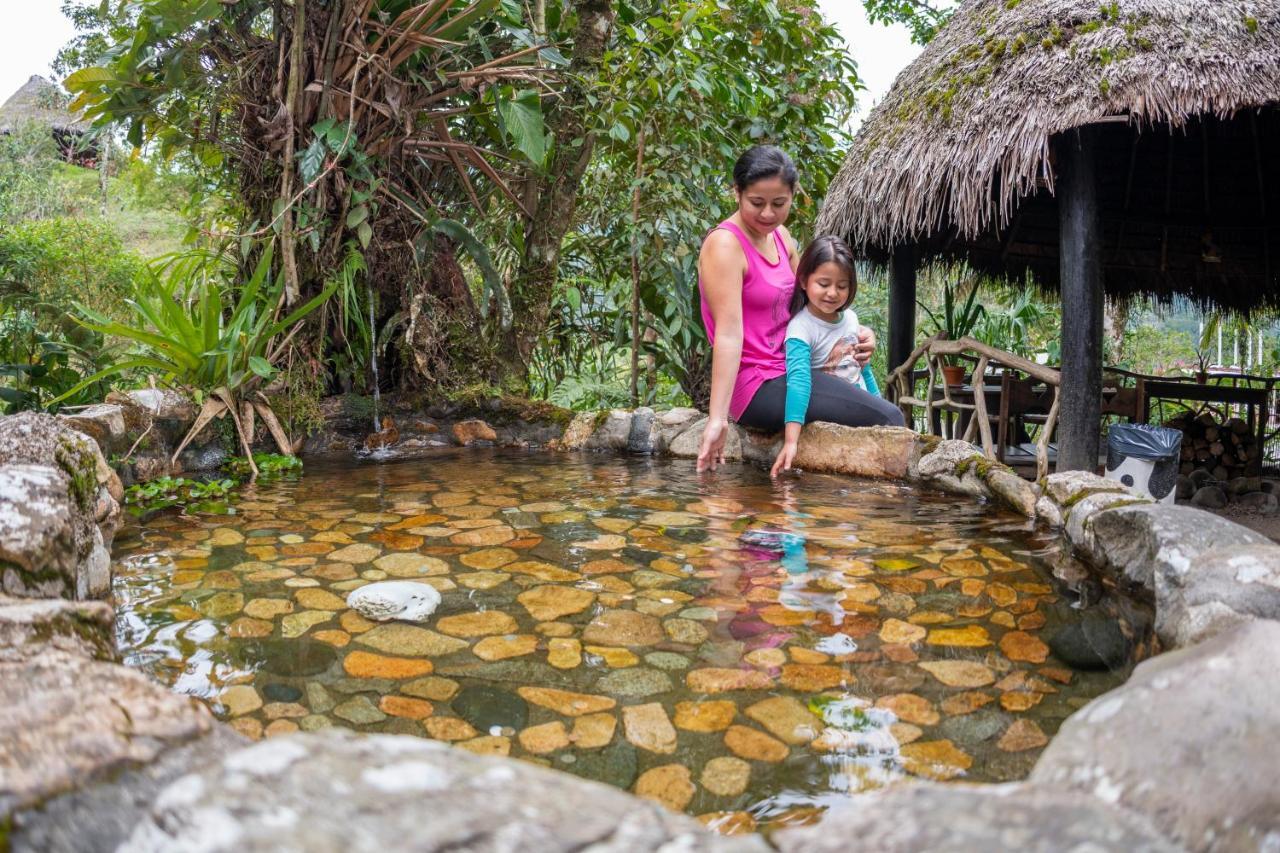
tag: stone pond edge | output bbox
[2,399,1278,850]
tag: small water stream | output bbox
[111,450,1140,834]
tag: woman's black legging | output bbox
[737,373,906,431]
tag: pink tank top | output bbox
[698,220,794,420]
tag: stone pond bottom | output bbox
[105,450,1141,834]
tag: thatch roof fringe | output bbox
[0,75,90,134]
[818,0,1280,251]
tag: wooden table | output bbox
[1139,380,1270,475]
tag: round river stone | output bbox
[452,685,529,732]
[234,639,338,677]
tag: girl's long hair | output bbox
[788,235,858,317]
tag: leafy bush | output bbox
[57,244,335,476]
[0,216,142,319]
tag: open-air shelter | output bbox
[817,0,1280,472]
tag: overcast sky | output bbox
[0,0,919,132]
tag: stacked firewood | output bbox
[1165,412,1257,480]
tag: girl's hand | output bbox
[771,441,798,478]
[696,418,729,472]
[854,325,877,367]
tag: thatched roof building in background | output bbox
[0,75,96,163]
[0,75,90,134]
[818,0,1280,313]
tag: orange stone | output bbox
[917,660,995,688]
[673,700,737,732]
[941,691,995,716]
[788,647,830,664]
[313,630,351,647]
[999,630,1049,663]
[473,635,539,661]
[990,611,1017,628]
[697,812,757,836]
[997,718,1049,752]
[343,650,433,679]
[1039,666,1074,684]
[518,721,571,754]
[634,765,695,811]
[281,542,334,557]
[1017,611,1047,630]
[369,530,425,550]
[987,583,1018,607]
[780,664,847,692]
[387,513,449,530]
[926,626,992,647]
[875,693,939,726]
[582,558,632,575]
[686,668,773,693]
[882,644,918,662]
[226,617,273,638]
[1000,691,1043,712]
[518,687,617,716]
[436,611,519,638]
[724,725,789,763]
[879,618,926,645]
[941,559,988,578]
[379,695,434,719]
[424,717,478,741]
[959,579,986,597]
[900,739,972,780]
[450,525,515,547]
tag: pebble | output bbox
[700,756,751,797]
[333,695,386,725]
[596,667,673,698]
[357,623,468,656]
[622,703,678,754]
[517,687,616,716]
[723,725,789,763]
[744,696,821,745]
[570,712,617,749]
[519,721,571,754]
[634,765,695,811]
[517,585,595,621]
[220,685,262,717]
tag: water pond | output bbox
[111,450,1138,834]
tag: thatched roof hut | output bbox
[0,75,90,135]
[820,0,1279,311]
[818,0,1280,472]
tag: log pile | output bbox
[1165,412,1257,480]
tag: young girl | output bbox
[770,236,881,477]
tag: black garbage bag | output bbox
[1106,423,1182,502]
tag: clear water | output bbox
[111,450,1136,835]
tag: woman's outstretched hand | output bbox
[696,418,729,472]
[770,441,798,478]
[854,325,877,367]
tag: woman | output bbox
[695,146,904,472]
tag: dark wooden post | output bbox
[887,243,917,374]
[1057,127,1104,473]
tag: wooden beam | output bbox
[1057,127,1105,473]
[887,243,918,375]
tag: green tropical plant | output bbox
[124,475,239,515]
[54,244,335,477]
[921,278,985,339]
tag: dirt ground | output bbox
[1195,502,1280,543]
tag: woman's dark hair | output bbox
[788,235,858,317]
[733,145,798,192]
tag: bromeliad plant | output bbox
[56,244,334,478]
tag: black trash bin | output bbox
[1105,423,1182,504]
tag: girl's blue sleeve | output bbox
[784,338,812,424]
[861,363,881,397]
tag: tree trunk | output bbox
[502,0,615,389]
[629,124,646,407]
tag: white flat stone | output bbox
[346,582,441,623]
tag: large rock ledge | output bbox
[6,403,1280,851]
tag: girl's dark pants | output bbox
[737,373,906,431]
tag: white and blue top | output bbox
[783,308,881,424]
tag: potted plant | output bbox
[920,278,985,386]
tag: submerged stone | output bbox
[235,639,338,677]
[595,667,674,698]
[452,684,529,732]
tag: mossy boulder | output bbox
[0,413,120,599]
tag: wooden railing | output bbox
[886,334,1062,479]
